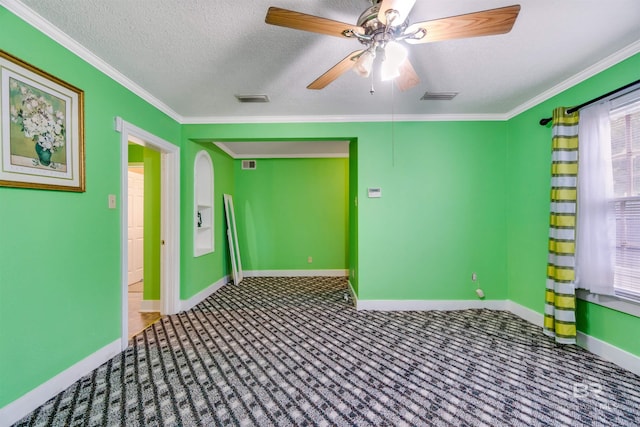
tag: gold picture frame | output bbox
[0,50,85,192]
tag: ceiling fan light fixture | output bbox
[380,41,407,81]
[353,50,375,77]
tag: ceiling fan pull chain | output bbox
[370,68,376,95]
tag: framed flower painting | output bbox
[0,50,85,191]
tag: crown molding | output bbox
[182,113,508,125]
[506,40,640,119]
[1,0,184,123]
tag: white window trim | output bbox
[577,289,640,317]
[576,86,640,318]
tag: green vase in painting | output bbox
[35,142,52,166]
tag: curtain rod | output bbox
[538,79,640,126]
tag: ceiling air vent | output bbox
[242,160,257,170]
[235,94,270,103]
[420,91,459,101]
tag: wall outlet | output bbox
[108,194,116,209]
[471,272,477,281]
[307,256,313,263]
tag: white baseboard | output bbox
[506,300,544,326]
[0,339,121,427]
[180,275,229,312]
[507,300,640,376]
[347,280,358,308]
[355,299,508,311]
[576,332,640,377]
[139,299,160,312]
[243,269,348,277]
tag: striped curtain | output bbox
[544,107,579,344]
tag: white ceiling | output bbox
[7,0,640,123]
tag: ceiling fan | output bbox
[265,0,520,91]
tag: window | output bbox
[611,97,640,300]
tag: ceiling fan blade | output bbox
[307,50,364,90]
[405,5,521,44]
[266,7,364,38]
[377,0,416,26]
[394,59,420,92]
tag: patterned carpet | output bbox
[14,276,640,426]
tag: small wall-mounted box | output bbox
[368,187,382,198]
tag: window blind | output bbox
[611,94,640,300]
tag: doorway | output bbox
[116,117,181,350]
[126,156,162,338]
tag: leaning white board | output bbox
[223,194,243,285]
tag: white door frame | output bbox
[115,117,180,350]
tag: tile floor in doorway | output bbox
[128,281,161,338]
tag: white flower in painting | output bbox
[39,135,52,150]
[9,82,66,153]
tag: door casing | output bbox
[116,117,180,350]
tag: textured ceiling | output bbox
[9,0,640,122]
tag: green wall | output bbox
[0,7,181,407]
[234,157,348,271]
[183,121,509,301]
[143,148,161,300]
[128,143,144,162]
[506,53,640,356]
[179,141,235,300]
[357,121,508,300]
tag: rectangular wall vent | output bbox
[235,94,270,103]
[420,92,459,101]
[242,160,257,170]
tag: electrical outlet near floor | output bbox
[471,272,477,281]
[308,256,313,263]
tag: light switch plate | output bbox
[108,194,116,209]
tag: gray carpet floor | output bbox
[14,276,640,426]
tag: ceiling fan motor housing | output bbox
[357,3,408,48]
